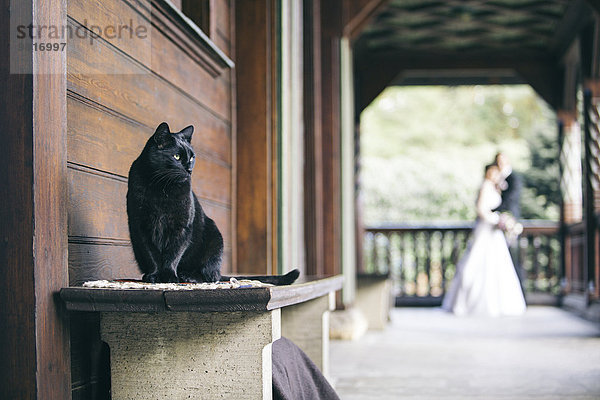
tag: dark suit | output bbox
[494,171,522,219]
[494,170,525,295]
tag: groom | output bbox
[493,152,525,293]
[494,152,522,219]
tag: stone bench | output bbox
[60,275,342,400]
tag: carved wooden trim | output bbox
[144,0,234,78]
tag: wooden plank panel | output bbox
[200,201,232,273]
[68,166,230,240]
[67,25,231,150]
[67,95,231,176]
[202,201,231,245]
[69,239,230,283]
[149,29,231,122]
[190,158,231,206]
[196,202,232,273]
[68,168,129,240]
[69,238,230,285]
[67,0,231,121]
[67,0,152,71]
[68,241,230,284]
[68,243,139,285]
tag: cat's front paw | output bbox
[178,274,198,283]
[142,273,159,283]
[158,270,179,283]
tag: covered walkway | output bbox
[330,307,600,399]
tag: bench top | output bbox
[60,275,343,313]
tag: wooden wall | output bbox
[66,0,234,397]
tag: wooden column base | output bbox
[101,310,281,400]
[355,275,392,330]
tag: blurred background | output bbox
[361,85,559,224]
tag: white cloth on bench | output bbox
[82,278,273,290]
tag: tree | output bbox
[520,127,561,219]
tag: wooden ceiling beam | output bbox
[513,63,562,109]
[355,59,405,111]
[550,0,594,57]
[355,49,555,71]
[355,51,562,110]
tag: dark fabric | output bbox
[494,171,522,218]
[495,171,525,296]
[272,337,340,400]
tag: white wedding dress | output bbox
[442,179,526,317]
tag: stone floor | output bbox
[330,306,600,400]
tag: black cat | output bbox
[127,122,299,285]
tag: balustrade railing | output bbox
[363,221,561,306]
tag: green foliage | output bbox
[361,85,558,224]
[520,126,561,219]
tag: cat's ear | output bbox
[180,125,194,143]
[153,122,171,148]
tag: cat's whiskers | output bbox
[150,170,183,188]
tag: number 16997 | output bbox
[33,42,67,51]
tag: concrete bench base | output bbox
[102,310,281,399]
[281,292,335,377]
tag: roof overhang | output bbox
[354,0,597,110]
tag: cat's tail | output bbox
[221,269,300,286]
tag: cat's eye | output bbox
[174,154,181,160]
[190,156,194,162]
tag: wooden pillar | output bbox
[0,0,70,398]
[235,0,279,275]
[279,0,305,274]
[584,79,600,299]
[559,110,583,294]
[559,111,584,224]
[320,0,343,280]
[558,39,585,297]
[303,0,326,276]
[558,120,569,291]
[340,36,357,305]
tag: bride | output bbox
[442,163,526,317]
